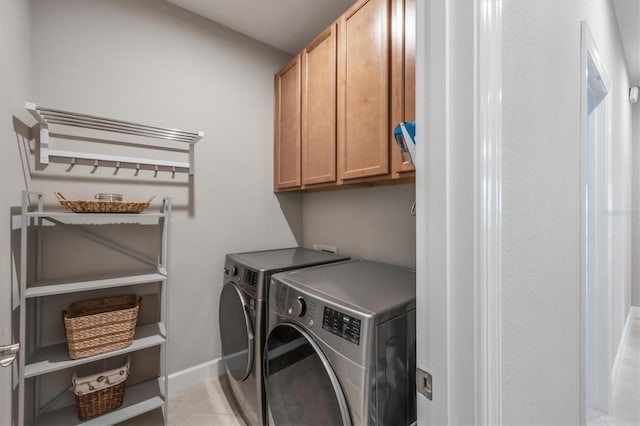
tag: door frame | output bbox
[580,21,613,421]
[415,0,503,424]
[474,0,503,424]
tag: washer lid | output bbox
[272,260,415,322]
[229,247,349,273]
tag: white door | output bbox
[1,0,30,422]
[415,0,444,422]
[0,184,18,426]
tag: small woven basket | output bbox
[71,357,130,420]
[54,192,155,213]
[63,295,140,360]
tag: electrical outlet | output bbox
[312,244,338,254]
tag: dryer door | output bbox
[219,282,254,381]
[264,322,351,426]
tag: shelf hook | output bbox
[154,165,159,178]
[114,161,120,176]
[135,163,140,177]
[66,157,76,172]
[91,160,99,174]
[171,166,176,179]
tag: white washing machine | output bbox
[218,248,349,425]
[264,259,416,426]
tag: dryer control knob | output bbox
[290,297,306,317]
[231,266,239,276]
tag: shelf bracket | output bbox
[39,128,50,166]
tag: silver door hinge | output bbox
[0,343,20,367]
[416,367,432,400]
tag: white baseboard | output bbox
[168,357,225,396]
[611,306,639,386]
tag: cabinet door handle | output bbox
[0,343,20,367]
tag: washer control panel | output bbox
[322,306,361,345]
[223,260,257,298]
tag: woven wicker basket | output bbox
[75,382,125,421]
[54,192,155,213]
[71,357,130,420]
[63,295,140,360]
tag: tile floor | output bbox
[588,314,640,426]
[117,376,244,426]
[120,316,640,426]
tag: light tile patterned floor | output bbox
[120,315,640,425]
[589,314,640,426]
[117,376,245,426]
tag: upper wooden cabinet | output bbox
[274,55,302,190]
[273,0,415,192]
[404,0,416,122]
[302,24,337,186]
[391,0,416,176]
[338,0,391,181]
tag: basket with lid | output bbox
[70,356,130,420]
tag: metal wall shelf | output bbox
[17,191,171,426]
[26,211,168,225]
[26,271,166,298]
[26,102,204,175]
[25,323,166,378]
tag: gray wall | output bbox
[501,0,632,423]
[28,0,299,375]
[302,184,416,269]
[0,0,32,423]
[20,0,414,407]
[24,0,418,383]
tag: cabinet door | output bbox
[404,0,416,122]
[338,0,391,180]
[274,55,302,191]
[391,0,416,175]
[302,25,337,186]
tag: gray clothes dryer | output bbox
[264,259,416,426]
[218,248,349,426]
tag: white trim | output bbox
[611,306,640,387]
[415,0,449,423]
[168,357,225,396]
[474,0,503,425]
[580,22,589,426]
[581,21,613,421]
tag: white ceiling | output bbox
[166,0,355,55]
[168,0,639,84]
[613,0,640,84]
